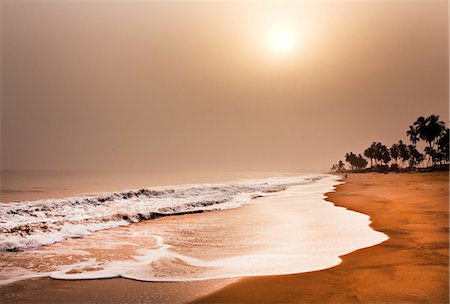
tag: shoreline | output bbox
[0,174,321,252]
[1,172,447,303]
[1,174,348,302]
[193,172,449,303]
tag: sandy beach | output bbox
[1,172,448,303]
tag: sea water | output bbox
[0,174,388,285]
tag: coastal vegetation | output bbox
[330,115,449,173]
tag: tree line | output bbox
[331,114,449,173]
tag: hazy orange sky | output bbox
[1,0,448,172]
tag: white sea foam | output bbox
[0,175,322,251]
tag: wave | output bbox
[0,175,324,251]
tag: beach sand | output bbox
[1,172,448,303]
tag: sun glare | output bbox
[271,34,292,54]
[267,29,298,56]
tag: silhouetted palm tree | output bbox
[338,160,345,172]
[407,115,445,167]
[413,116,427,139]
[424,115,445,166]
[345,153,355,171]
[390,143,400,166]
[373,143,383,165]
[407,125,419,145]
[372,143,390,166]
[382,151,391,166]
[424,146,437,166]
[364,142,376,168]
[344,152,367,171]
[425,115,445,143]
[437,128,449,164]
[357,154,368,169]
[331,114,447,173]
[398,140,409,169]
[408,145,424,169]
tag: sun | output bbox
[269,32,294,55]
[261,22,307,60]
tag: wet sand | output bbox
[195,172,449,303]
[1,172,448,303]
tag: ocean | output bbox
[0,171,388,285]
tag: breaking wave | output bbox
[0,175,323,251]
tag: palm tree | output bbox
[437,128,449,164]
[424,146,437,166]
[425,115,445,144]
[338,160,345,172]
[407,125,419,145]
[425,115,446,166]
[344,153,368,171]
[411,115,445,167]
[373,143,390,167]
[398,140,410,169]
[390,143,400,166]
[364,142,377,168]
[357,154,368,169]
[382,150,391,166]
[413,116,427,140]
[345,152,355,171]
[408,145,425,169]
[331,161,346,173]
[373,142,384,166]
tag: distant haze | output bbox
[1,0,448,173]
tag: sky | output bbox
[1,0,448,173]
